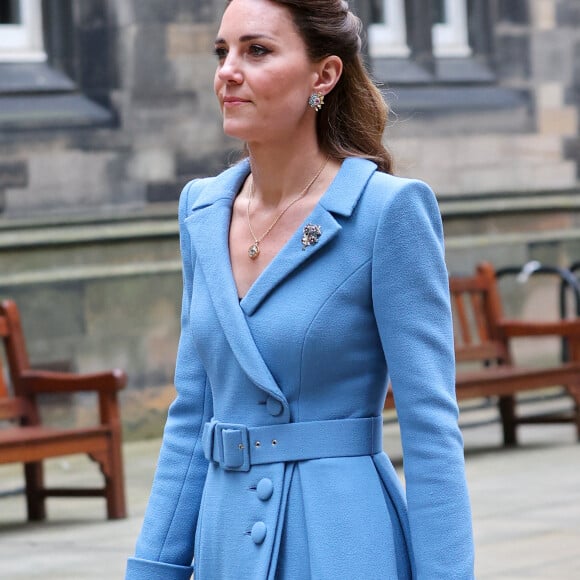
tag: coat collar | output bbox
[190,157,377,218]
[184,157,377,406]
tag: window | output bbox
[0,0,114,131]
[432,0,471,57]
[364,1,524,128]
[369,0,471,59]
[0,0,45,62]
[368,0,410,58]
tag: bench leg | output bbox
[105,470,127,520]
[499,395,518,446]
[104,442,127,519]
[24,461,46,521]
[568,385,580,442]
[90,443,127,520]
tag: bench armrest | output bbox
[497,319,580,339]
[18,368,127,395]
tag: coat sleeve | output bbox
[126,180,213,580]
[371,178,475,579]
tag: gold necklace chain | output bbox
[246,157,329,260]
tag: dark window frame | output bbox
[0,0,114,131]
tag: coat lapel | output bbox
[241,158,377,315]
[184,157,377,407]
[184,160,290,411]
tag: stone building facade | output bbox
[0,0,579,435]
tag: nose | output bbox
[217,53,243,84]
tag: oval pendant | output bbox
[248,243,260,260]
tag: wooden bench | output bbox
[0,299,127,521]
[385,262,580,446]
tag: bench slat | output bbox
[0,425,111,465]
[457,363,580,399]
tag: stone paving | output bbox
[1,411,579,579]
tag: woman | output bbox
[126,0,475,578]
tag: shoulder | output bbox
[366,171,437,209]
[367,173,445,259]
[363,171,441,221]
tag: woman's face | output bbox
[214,0,319,146]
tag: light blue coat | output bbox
[126,158,475,579]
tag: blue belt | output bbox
[202,416,383,472]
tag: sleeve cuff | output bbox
[125,557,193,580]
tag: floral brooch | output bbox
[301,224,322,251]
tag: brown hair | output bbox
[225,0,393,174]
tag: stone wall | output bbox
[0,209,183,438]
[0,0,232,218]
[387,0,579,196]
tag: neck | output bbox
[247,143,328,207]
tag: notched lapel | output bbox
[240,207,341,315]
[241,158,378,315]
[185,162,289,416]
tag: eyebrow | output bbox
[214,34,277,44]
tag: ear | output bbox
[311,55,343,96]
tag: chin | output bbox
[222,122,254,142]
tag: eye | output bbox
[214,46,228,61]
[249,44,270,57]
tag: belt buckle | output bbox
[215,422,251,472]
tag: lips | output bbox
[223,96,250,107]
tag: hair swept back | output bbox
[224,0,393,174]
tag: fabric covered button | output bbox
[251,521,267,545]
[256,478,274,501]
[266,396,283,416]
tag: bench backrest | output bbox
[450,262,511,367]
[0,300,33,423]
